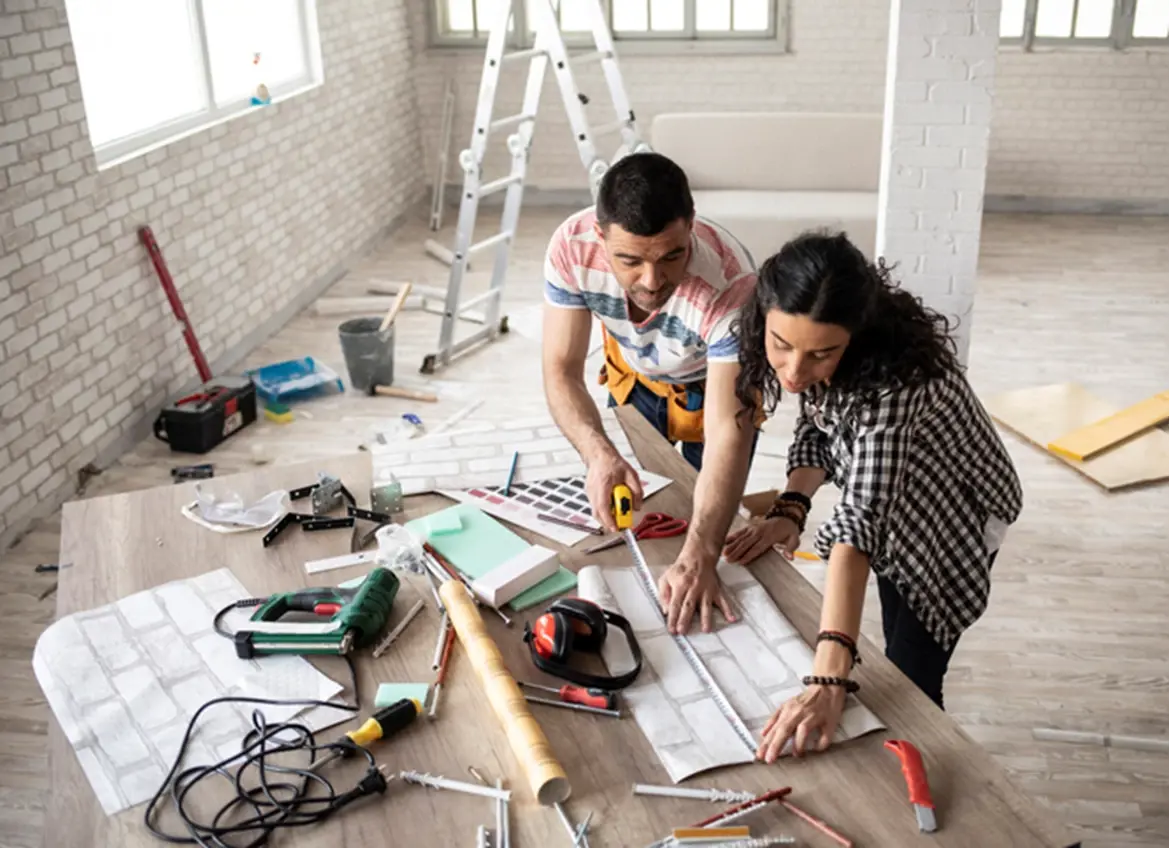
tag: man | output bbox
[541,152,758,635]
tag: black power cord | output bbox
[144,639,382,846]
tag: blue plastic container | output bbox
[246,357,345,405]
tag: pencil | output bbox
[537,512,604,535]
[503,450,519,495]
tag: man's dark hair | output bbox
[595,152,694,237]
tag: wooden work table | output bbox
[46,408,1075,847]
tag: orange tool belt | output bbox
[597,329,707,443]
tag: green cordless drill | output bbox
[218,567,399,659]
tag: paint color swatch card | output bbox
[441,469,673,546]
[371,409,645,496]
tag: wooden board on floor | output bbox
[986,382,1168,490]
[44,408,1076,848]
[1047,390,1169,461]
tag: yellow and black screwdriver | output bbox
[311,698,421,772]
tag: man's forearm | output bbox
[813,543,870,677]
[545,370,618,465]
[682,424,754,563]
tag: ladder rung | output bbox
[490,113,535,133]
[457,289,503,313]
[478,174,524,198]
[468,231,512,255]
[569,50,611,66]
[502,47,545,63]
[592,119,627,137]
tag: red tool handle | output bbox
[559,685,615,710]
[884,739,934,809]
[139,225,213,383]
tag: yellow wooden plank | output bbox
[1048,390,1169,461]
[984,383,1168,490]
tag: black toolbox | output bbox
[153,375,257,454]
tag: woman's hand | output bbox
[723,517,801,564]
[756,684,847,763]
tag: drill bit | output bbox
[372,598,426,658]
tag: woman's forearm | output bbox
[812,543,871,677]
[785,467,826,498]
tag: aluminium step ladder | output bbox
[419,0,651,375]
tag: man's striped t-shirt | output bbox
[543,208,757,384]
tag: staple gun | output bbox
[215,567,399,658]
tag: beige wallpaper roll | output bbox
[438,580,571,805]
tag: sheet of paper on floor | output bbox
[32,568,347,815]
[369,409,647,496]
[576,562,885,782]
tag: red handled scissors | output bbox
[583,512,689,554]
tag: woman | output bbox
[724,231,1021,763]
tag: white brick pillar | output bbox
[875,0,1001,363]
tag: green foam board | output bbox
[425,511,463,537]
[508,566,578,611]
[406,503,575,612]
[405,504,529,579]
[375,682,430,709]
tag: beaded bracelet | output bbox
[762,505,809,533]
[776,491,812,512]
[802,674,860,694]
[764,501,807,531]
[816,630,861,667]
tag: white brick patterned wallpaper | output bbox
[409,0,1167,203]
[0,0,428,548]
[877,0,1002,363]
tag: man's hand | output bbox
[658,556,737,634]
[723,516,801,564]
[585,451,643,532]
[756,683,847,763]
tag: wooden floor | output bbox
[1,208,1166,848]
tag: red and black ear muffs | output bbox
[523,598,642,691]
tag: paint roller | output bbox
[437,579,570,805]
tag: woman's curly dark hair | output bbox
[733,230,961,414]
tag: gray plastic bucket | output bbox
[338,317,394,393]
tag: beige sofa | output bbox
[650,112,883,264]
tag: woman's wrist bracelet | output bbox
[802,674,860,694]
[777,491,812,512]
[764,501,807,531]
[816,630,861,667]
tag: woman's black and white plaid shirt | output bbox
[787,368,1022,651]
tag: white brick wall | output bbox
[0,0,428,549]
[989,48,1168,201]
[410,0,891,190]
[411,0,1166,202]
[877,0,1001,364]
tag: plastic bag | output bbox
[374,524,426,574]
[194,485,288,529]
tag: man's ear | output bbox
[592,221,605,241]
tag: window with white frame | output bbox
[1000,0,1167,48]
[432,0,781,45]
[65,0,323,167]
